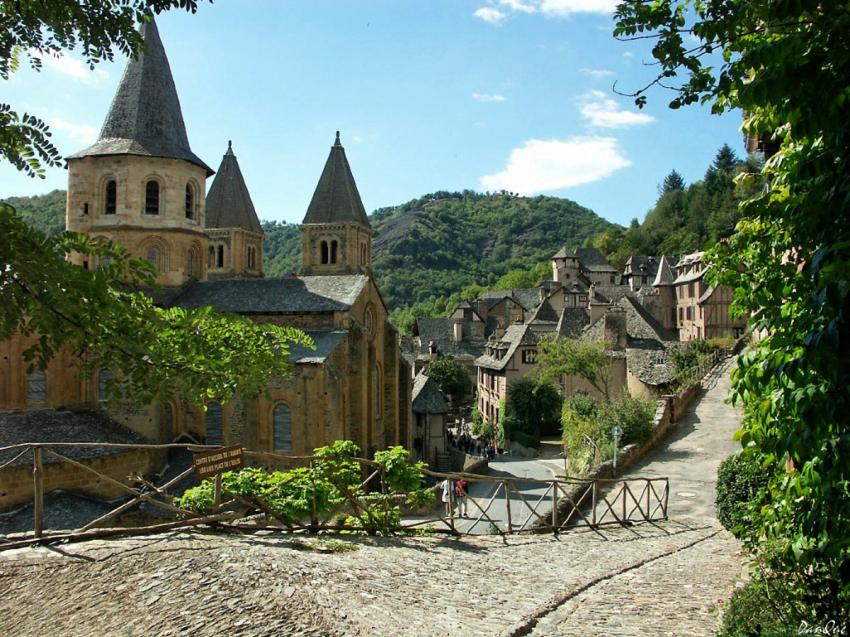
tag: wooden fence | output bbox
[0,442,668,550]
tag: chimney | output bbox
[452,319,463,343]
[603,307,627,350]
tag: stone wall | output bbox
[0,447,166,511]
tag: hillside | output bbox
[4,189,617,310]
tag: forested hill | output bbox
[4,189,617,310]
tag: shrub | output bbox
[716,451,772,537]
[598,394,654,446]
[718,579,797,637]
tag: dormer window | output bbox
[105,180,117,214]
[145,180,160,215]
[185,183,194,219]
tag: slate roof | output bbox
[205,141,262,233]
[288,330,347,364]
[556,307,591,338]
[302,133,371,228]
[479,288,543,312]
[0,409,150,469]
[171,275,368,313]
[581,295,676,345]
[552,246,577,259]
[67,20,213,176]
[625,347,677,386]
[576,247,618,273]
[412,372,450,414]
[527,299,560,324]
[413,318,486,361]
[475,323,539,371]
[653,255,676,286]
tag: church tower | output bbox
[205,141,264,279]
[65,19,214,287]
[300,132,372,276]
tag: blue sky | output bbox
[1,0,743,227]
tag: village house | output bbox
[0,20,413,510]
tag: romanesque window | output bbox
[273,404,292,451]
[216,245,224,268]
[186,249,196,278]
[185,183,195,219]
[206,402,224,446]
[147,247,159,267]
[105,180,117,215]
[26,370,47,404]
[320,241,329,264]
[330,240,338,264]
[145,180,160,215]
[98,369,112,403]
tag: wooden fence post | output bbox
[213,474,222,511]
[551,483,558,533]
[591,481,597,527]
[503,480,512,534]
[33,446,43,539]
[621,482,627,525]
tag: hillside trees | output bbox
[0,1,313,406]
[615,0,850,620]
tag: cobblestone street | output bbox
[0,362,745,636]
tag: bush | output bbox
[716,451,772,537]
[598,394,655,446]
[718,579,797,637]
[501,379,562,445]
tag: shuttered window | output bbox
[206,402,224,446]
[26,371,47,404]
[273,404,292,451]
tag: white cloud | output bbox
[581,68,614,78]
[622,51,634,58]
[30,50,108,83]
[580,90,655,129]
[473,7,508,23]
[472,92,506,102]
[540,0,619,15]
[497,0,537,13]
[481,135,631,193]
[49,117,98,143]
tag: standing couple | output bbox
[441,478,469,517]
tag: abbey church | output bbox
[0,21,412,459]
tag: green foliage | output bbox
[425,356,472,405]
[717,579,798,637]
[716,451,772,537]
[0,191,65,235]
[669,338,730,389]
[598,395,655,447]
[470,397,496,440]
[615,0,850,619]
[502,379,562,445]
[261,221,302,276]
[661,170,685,194]
[0,203,312,406]
[177,442,433,535]
[536,335,611,400]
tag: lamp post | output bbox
[611,425,623,476]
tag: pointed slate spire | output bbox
[653,255,675,286]
[67,19,213,176]
[302,132,371,228]
[205,141,262,233]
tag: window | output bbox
[26,370,47,404]
[361,243,367,264]
[522,349,537,364]
[98,369,111,403]
[186,249,195,277]
[320,241,329,264]
[208,246,215,268]
[679,307,684,323]
[610,275,616,283]
[642,276,648,285]
[216,245,224,268]
[147,247,159,268]
[273,404,292,451]
[145,180,160,215]
[330,240,338,264]
[105,180,117,215]
[185,183,194,219]
[688,282,695,297]
[206,402,224,446]
[686,306,694,320]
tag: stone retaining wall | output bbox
[0,448,166,511]
[448,448,489,475]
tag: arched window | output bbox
[273,404,293,451]
[206,402,224,446]
[26,370,47,404]
[184,183,195,219]
[361,243,367,265]
[147,246,159,267]
[98,369,111,403]
[330,240,338,264]
[145,180,160,215]
[208,246,215,268]
[105,180,117,215]
[186,249,195,277]
[216,245,224,268]
[320,241,329,264]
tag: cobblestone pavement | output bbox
[0,362,745,636]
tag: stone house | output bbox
[0,20,411,480]
[411,371,450,468]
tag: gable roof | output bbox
[67,20,213,176]
[475,323,540,371]
[413,317,486,361]
[205,141,262,233]
[556,307,591,338]
[412,371,450,414]
[576,247,618,273]
[527,298,560,324]
[171,275,369,313]
[581,295,676,345]
[302,132,371,228]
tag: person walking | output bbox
[440,478,454,517]
[454,478,469,517]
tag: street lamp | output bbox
[611,425,623,476]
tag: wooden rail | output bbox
[0,442,669,548]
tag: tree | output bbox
[535,335,612,400]
[425,356,472,406]
[661,170,685,193]
[615,0,850,620]
[502,378,562,444]
[0,2,312,406]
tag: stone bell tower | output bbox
[300,132,372,276]
[65,19,214,287]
